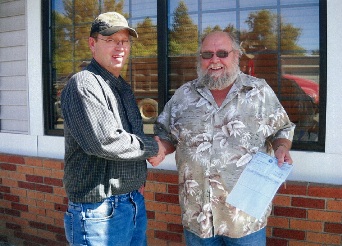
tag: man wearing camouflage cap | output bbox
[61,12,165,245]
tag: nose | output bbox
[210,54,220,62]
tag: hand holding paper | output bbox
[226,152,293,219]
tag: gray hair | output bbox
[198,31,242,57]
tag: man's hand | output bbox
[273,138,293,166]
[148,136,175,167]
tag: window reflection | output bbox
[49,0,322,143]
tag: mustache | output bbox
[197,63,240,90]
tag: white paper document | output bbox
[226,151,293,219]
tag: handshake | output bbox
[148,136,175,167]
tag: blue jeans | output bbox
[64,190,147,246]
[184,227,266,246]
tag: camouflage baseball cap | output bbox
[90,12,138,38]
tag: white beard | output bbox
[197,62,240,90]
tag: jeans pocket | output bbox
[64,211,74,244]
[84,200,115,220]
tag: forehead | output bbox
[201,33,232,51]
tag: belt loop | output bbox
[114,195,119,209]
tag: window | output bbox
[43,0,326,151]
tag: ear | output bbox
[89,37,96,51]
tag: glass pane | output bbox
[170,0,198,14]
[238,5,320,142]
[167,0,322,144]
[201,0,236,10]
[240,0,277,8]
[280,0,319,5]
[202,11,236,33]
[169,1,199,97]
[50,0,159,134]
[280,6,320,141]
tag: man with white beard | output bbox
[149,31,295,246]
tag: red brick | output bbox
[55,233,68,244]
[267,216,289,228]
[167,204,181,214]
[45,193,64,204]
[53,186,67,197]
[290,219,323,232]
[327,200,342,212]
[0,163,17,171]
[14,231,49,245]
[143,190,154,201]
[167,223,183,233]
[10,187,27,197]
[36,215,54,225]
[33,167,52,177]
[308,184,342,199]
[26,174,44,183]
[308,209,342,223]
[11,202,28,212]
[29,221,46,230]
[63,197,69,204]
[288,241,321,246]
[6,222,21,230]
[4,208,20,217]
[273,195,291,206]
[28,206,46,216]
[155,212,181,224]
[16,165,34,175]
[46,209,64,220]
[54,203,67,212]
[24,157,43,167]
[52,169,64,179]
[44,177,63,187]
[266,237,288,246]
[46,224,65,234]
[149,170,178,184]
[155,230,182,242]
[147,210,155,219]
[291,197,325,209]
[168,184,179,194]
[324,222,342,234]
[18,181,35,191]
[277,182,307,196]
[0,185,10,193]
[3,194,19,202]
[146,182,167,193]
[146,200,168,212]
[8,171,25,182]
[0,199,11,209]
[0,155,25,164]
[273,206,307,218]
[307,231,341,245]
[35,183,53,193]
[155,193,179,204]
[273,228,305,240]
[43,159,64,170]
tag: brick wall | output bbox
[0,153,341,246]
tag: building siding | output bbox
[0,0,28,134]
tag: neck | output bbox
[210,84,233,107]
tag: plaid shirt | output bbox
[61,59,158,203]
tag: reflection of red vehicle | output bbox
[282,74,319,104]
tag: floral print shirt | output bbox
[154,72,295,238]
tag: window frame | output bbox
[42,0,327,151]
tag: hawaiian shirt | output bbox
[154,72,295,238]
